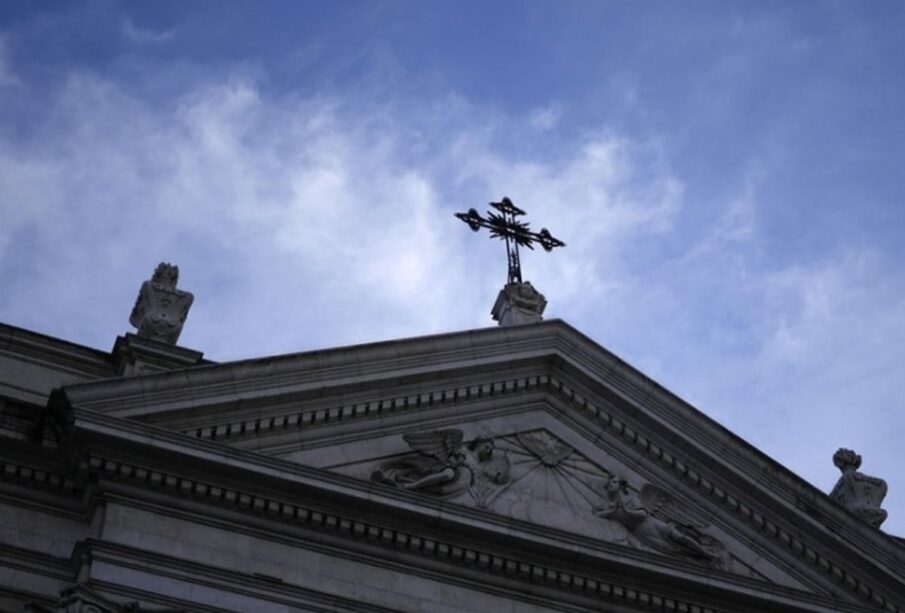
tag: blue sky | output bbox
[1,1,904,535]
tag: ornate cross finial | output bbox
[455,197,565,285]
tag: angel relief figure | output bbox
[594,476,726,569]
[371,430,511,508]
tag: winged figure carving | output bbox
[372,430,511,505]
[594,476,726,568]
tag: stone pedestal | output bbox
[112,333,206,376]
[491,282,547,327]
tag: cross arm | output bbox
[454,208,566,252]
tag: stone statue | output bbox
[491,281,547,326]
[372,430,510,507]
[830,448,888,528]
[129,263,194,345]
[594,476,726,568]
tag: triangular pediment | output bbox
[52,320,905,611]
[323,423,773,582]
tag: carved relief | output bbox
[365,429,743,573]
[371,430,511,508]
[129,262,194,345]
[594,476,727,569]
[830,448,888,528]
[516,431,573,467]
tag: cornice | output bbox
[149,361,904,605]
[0,323,114,379]
[0,542,73,582]
[0,455,82,500]
[84,464,851,613]
[57,322,565,416]
[44,319,905,610]
[81,540,405,613]
[53,406,895,613]
[551,379,905,612]
[182,372,552,445]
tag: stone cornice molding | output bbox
[158,363,904,604]
[0,323,114,379]
[44,321,905,610]
[183,374,552,445]
[52,406,902,612]
[56,323,562,417]
[541,389,905,611]
[111,333,208,376]
[0,542,73,583]
[137,361,903,601]
[83,469,859,613]
[82,539,580,613]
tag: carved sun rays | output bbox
[491,430,610,520]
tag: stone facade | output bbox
[1,319,904,612]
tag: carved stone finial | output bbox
[491,281,547,326]
[830,447,888,528]
[128,263,194,345]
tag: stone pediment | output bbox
[49,320,905,610]
[327,426,756,577]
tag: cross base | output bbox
[491,281,547,327]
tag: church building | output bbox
[1,200,902,612]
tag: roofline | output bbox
[0,321,115,377]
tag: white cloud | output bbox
[121,18,174,45]
[1,66,903,534]
[0,72,678,359]
[528,105,561,131]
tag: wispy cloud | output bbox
[121,18,174,45]
[0,50,902,533]
[0,36,21,87]
[528,105,562,131]
[0,72,679,359]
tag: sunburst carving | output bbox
[342,428,758,578]
[490,430,609,524]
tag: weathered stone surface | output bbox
[1,318,904,612]
[594,475,727,568]
[830,447,888,528]
[491,281,546,326]
[128,263,193,345]
[27,584,184,612]
[111,333,205,376]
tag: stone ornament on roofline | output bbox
[491,280,547,326]
[830,448,888,528]
[128,262,194,345]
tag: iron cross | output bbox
[455,197,565,285]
